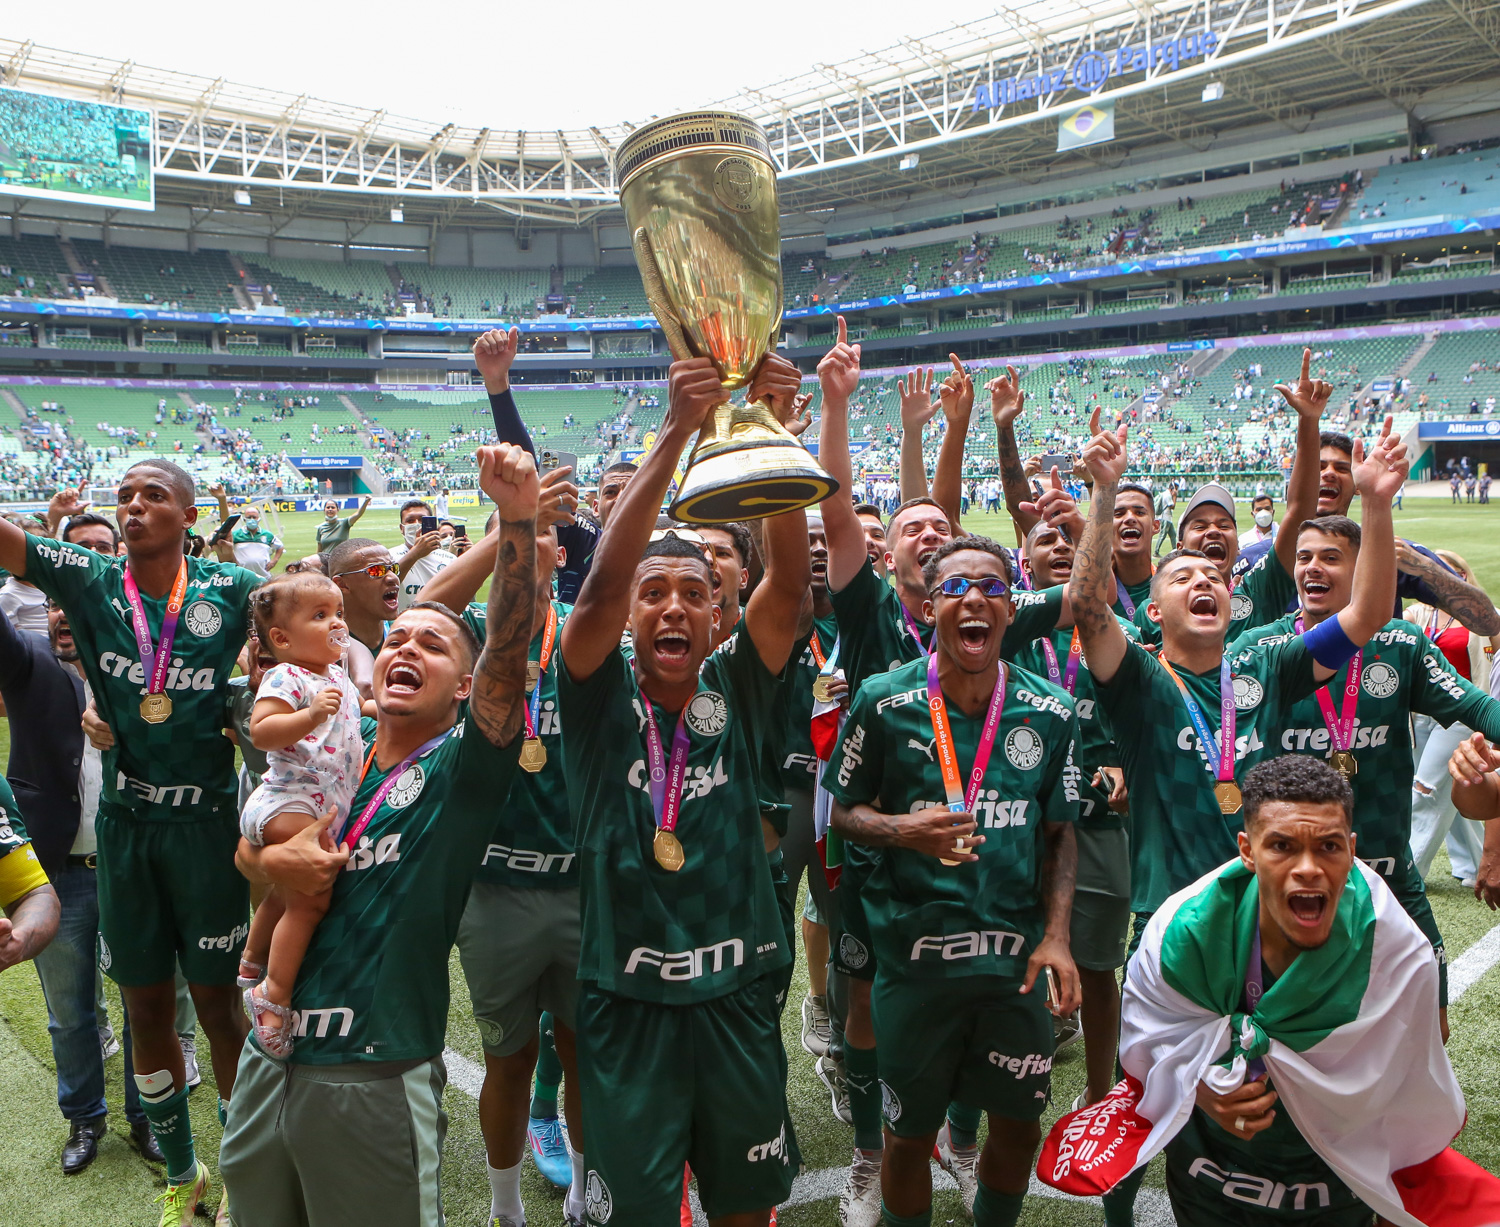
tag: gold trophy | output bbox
[617,111,839,523]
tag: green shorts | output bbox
[1070,888,1131,972]
[457,884,581,1056]
[95,802,249,987]
[768,849,795,1013]
[1370,857,1448,1008]
[575,976,799,1224]
[831,854,876,982]
[871,973,1054,1137]
[1163,1108,1372,1226]
[221,1038,447,1227]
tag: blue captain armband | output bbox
[1301,615,1360,670]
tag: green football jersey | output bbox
[824,657,1080,980]
[23,534,259,824]
[777,612,840,796]
[1111,574,1154,622]
[1133,545,1296,648]
[1236,615,1500,868]
[558,628,790,1004]
[291,713,521,1065]
[463,600,577,888]
[1011,619,1139,833]
[1098,636,1319,914]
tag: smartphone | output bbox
[1041,454,1071,475]
[540,449,578,475]
[420,515,439,535]
[211,513,241,543]
[1045,966,1061,1016]
[453,524,468,540]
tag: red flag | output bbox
[1036,1076,1153,1196]
[1394,1147,1500,1226]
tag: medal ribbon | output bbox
[902,605,931,659]
[641,696,693,837]
[1296,616,1361,755]
[524,604,558,741]
[1159,655,1236,785]
[345,729,451,848]
[122,558,188,699]
[1038,628,1083,695]
[1114,565,1152,619]
[927,653,1007,814]
[1243,924,1268,1082]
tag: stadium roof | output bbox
[2,0,1498,228]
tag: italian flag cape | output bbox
[811,669,845,890]
[1037,858,1500,1225]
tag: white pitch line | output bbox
[443,1045,486,1100]
[1447,920,1500,1001]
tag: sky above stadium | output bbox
[17,0,946,130]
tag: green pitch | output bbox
[1,496,1499,1225]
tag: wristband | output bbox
[1301,615,1360,670]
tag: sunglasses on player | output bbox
[334,561,398,580]
[929,575,1010,599]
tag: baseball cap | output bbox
[1178,483,1236,533]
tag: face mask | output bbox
[403,522,420,546]
[245,517,259,530]
[1254,509,1273,528]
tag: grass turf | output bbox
[0,494,1499,1225]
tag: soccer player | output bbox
[314,495,371,551]
[1068,418,1407,1227]
[419,508,589,1227]
[327,537,400,652]
[1232,513,1500,1034]
[0,460,262,1224]
[1235,429,1500,634]
[230,506,284,578]
[394,499,458,612]
[221,443,538,1225]
[700,521,753,649]
[1011,518,1134,1107]
[826,534,1083,1227]
[557,355,809,1227]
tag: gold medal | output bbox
[1214,781,1243,814]
[140,693,172,724]
[653,828,685,871]
[1330,750,1357,778]
[812,675,835,704]
[519,738,547,773]
[940,835,966,868]
[526,661,541,693]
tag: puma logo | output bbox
[908,737,937,762]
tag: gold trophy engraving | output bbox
[617,111,839,523]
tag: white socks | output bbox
[564,1148,586,1221]
[487,1159,525,1225]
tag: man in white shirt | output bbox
[434,488,450,519]
[1238,492,1278,547]
[390,498,457,612]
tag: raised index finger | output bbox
[1301,347,1312,385]
[949,352,964,377]
[836,315,847,346]
[1089,405,1102,436]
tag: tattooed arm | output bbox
[469,444,540,748]
[1397,542,1500,635]
[987,365,1038,539]
[830,800,981,861]
[1069,425,1132,685]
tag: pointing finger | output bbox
[1050,466,1063,491]
[1089,405,1102,436]
[1301,347,1312,386]
[836,315,847,346]
[949,352,964,378]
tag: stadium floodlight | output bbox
[899,153,919,171]
[1201,81,1225,102]
[390,206,404,223]
[233,187,252,206]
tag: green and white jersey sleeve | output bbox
[824,657,1080,981]
[1246,615,1500,870]
[23,533,258,824]
[1098,636,1318,914]
[464,600,578,888]
[290,712,522,1065]
[829,561,930,690]
[558,628,791,1005]
[1134,547,1297,648]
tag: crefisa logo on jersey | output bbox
[385,764,426,809]
[1363,661,1400,698]
[1005,727,1045,771]
[184,601,222,637]
[585,1171,613,1224]
[684,690,729,738]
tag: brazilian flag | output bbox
[1057,101,1115,151]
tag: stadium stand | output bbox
[70,240,240,310]
[1349,147,1500,224]
[0,233,77,299]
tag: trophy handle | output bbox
[632,227,695,362]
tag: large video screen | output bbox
[0,86,154,210]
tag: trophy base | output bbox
[669,438,839,524]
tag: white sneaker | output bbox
[934,1121,978,1218]
[178,1032,201,1090]
[801,993,832,1058]
[837,1147,882,1227]
[99,1024,120,1062]
[815,1054,852,1126]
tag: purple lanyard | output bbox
[344,730,451,847]
[927,653,1007,812]
[1116,580,1137,619]
[121,559,187,697]
[641,695,693,836]
[1243,924,1267,1082]
[1296,616,1362,754]
[902,605,931,659]
[1160,655,1236,785]
[1039,629,1083,695]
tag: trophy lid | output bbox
[616,111,774,191]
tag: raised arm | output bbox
[469,444,539,748]
[0,516,28,578]
[930,354,973,533]
[1271,347,1332,575]
[560,358,722,682]
[987,366,1037,536]
[897,366,937,504]
[1395,542,1500,636]
[45,488,90,537]
[474,326,536,455]
[815,316,869,593]
[348,496,371,527]
[1068,423,1132,684]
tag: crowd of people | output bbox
[0,321,1499,1227]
